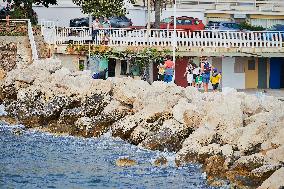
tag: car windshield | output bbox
[162,18,172,23]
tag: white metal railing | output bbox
[177,0,284,7]
[40,20,56,44]
[0,19,38,61]
[44,27,284,49]
[27,20,39,61]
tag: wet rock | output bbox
[231,153,265,172]
[83,94,110,117]
[203,155,226,178]
[139,119,192,152]
[12,128,24,136]
[175,141,202,166]
[153,156,168,166]
[75,117,94,137]
[197,143,221,163]
[208,179,228,188]
[115,158,137,167]
[59,107,85,125]
[111,103,172,141]
[128,111,173,145]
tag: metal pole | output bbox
[172,0,177,82]
[147,0,151,45]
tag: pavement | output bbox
[238,89,284,99]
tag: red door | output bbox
[175,57,188,88]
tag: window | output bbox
[121,60,127,75]
[248,60,256,70]
[234,61,244,73]
[176,19,184,25]
[184,20,192,25]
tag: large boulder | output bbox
[257,167,284,189]
[139,119,192,152]
[237,120,283,154]
[111,100,172,141]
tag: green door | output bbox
[258,58,267,89]
[99,58,109,78]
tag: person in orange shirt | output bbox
[163,56,174,83]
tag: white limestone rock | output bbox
[220,144,234,158]
[172,98,192,124]
[198,143,221,157]
[182,123,217,147]
[75,117,94,131]
[257,167,284,189]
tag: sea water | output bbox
[0,123,223,189]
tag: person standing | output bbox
[5,2,11,29]
[192,63,200,87]
[184,62,193,86]
[164,56,174,83]
[92,18,101,44]
[102,17,111,45]
[157,63,165,81]
[210,68,222,92]
[200,57,213,92]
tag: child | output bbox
[210,68,222,92]
[195,73,203,89]
[157,63,165,81]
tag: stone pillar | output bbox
[115,59,122,77]
[149,61,154,83]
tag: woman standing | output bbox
[184,62,194,87]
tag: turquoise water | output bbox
[0,124,219,189]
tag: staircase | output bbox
[34,35,51,59]
[16,36,33,68]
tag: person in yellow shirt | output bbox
[157,63,165,81]
[210,68,222,92]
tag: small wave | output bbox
[0,104,7,116]
[0,124,25,130]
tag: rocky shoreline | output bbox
[0,59,283,188]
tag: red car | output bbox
[159,16,205,31]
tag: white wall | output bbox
[128,8,205,26]
[34,6,88,27]
[33,4,205,27]
[222,57,245,89]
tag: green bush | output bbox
[239,22,265,31]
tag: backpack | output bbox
[204,62,211,73]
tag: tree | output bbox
[143,0,174,28]
[4,0,57,8]
[4,0,57,24]
[72,0,135,18]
